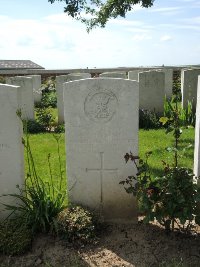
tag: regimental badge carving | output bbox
[84,88,118,123]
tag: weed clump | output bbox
[56,206,98,244]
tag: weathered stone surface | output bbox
[194,76,200,179]
[68,73,91,79]
[56,73,91,123]
[27,75,42,103]
[138,71,165,112]
[163,68,173,98]
[128,70,140,81]
[0,84,24,218]
[6,76,34,119]
[64,78,139,222]
[181,69,200,109]
[128,68,173,98]
[99,72,127,79]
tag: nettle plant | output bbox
[120,89,200,232]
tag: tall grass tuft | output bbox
[2,119,66,234]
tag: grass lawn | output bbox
[25,127,195,197]
[139,127,195,177]
[24,133,67,199]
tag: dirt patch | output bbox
[1,222,200,267]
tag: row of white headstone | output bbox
[5,75,42,120]
[0,69,200,222]
[56,69,170,124]
[3,68,199,124]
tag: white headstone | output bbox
[128,68,173,98]
[181,69,200,109]
[99,72,127,79]
[27,75,42,103]
[56,73,91,123]
[139,71,165,112]
[163,69,173,98]
[194,76,200,179]
[128,70,140,81]
[0,84,24,218]
[69,73,91,79]
[63,78,139,222]
[6,76,34,120]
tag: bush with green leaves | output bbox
[121,88,200,232]
[54,123,65,133]
[0,218,32,255]
[56,205,98,244]
[36,107,55,132]
[172,72,181,101]
[41,76,56,93]
[36,77,57,108]
[121,152,200,232]
[164,97,196,128]
[139,109,161,129]
[26,119,45,134]
[2,132,66,234]
[40,91,57,108]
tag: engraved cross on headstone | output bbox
[86,152,118,203]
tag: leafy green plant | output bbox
[172,72,181,101]
[40,91,57,108]
[36,107,55,132]
[139,109,161,129]
[121,86,200,232]
[164,97,196,128]
[0,218,32,255]
[36,77,57,108]
[54,123,65,133]
[26,119,45,133]
[56,205,98,244]
[179,100,196,127]
[41,77,56,93]
[2,128,66,234]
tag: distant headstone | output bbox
[27,75,42,103]
[99,72,127,79]
[139,71,165,112]
[128,68,173,98]
[181,69,200,109]
[162,68,173,98]
[56,73,91,123]
[6,76,34,120]
[128,70,140,81]
[194,76,200,179]
[63,78,139,222]
[0,84,24,219]
[69,73,91,79]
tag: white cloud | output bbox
[179,16,200,24]
[0,13,146,68]
[132,34,152,41]
[0,2,200,68]
[160,35,172,42]
[148,6,183,15]
[110,19,144,27]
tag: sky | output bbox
[0,0,200,69]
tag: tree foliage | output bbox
[48,0,154,30]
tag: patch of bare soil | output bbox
[1,221,200,267]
